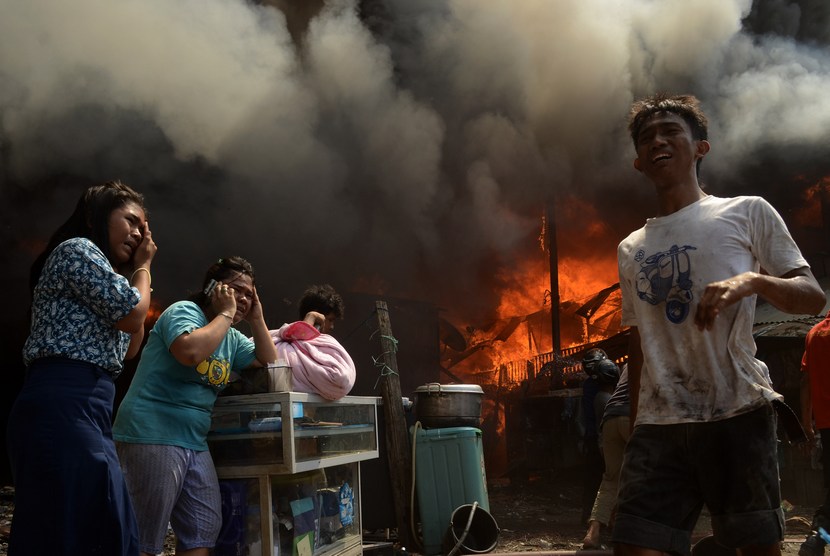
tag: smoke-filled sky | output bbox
[2,0,830,327]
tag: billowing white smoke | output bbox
[1,0,828,322]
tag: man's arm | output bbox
[695,266,825,331]
[627,326,642,431]
[752,267,826,315]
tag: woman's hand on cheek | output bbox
[133,222,157,269]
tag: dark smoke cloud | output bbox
[2,0,830,329]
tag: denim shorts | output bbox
[611,404,783,555]
[116,443,221,554]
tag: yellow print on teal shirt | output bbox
[196,357,231,386]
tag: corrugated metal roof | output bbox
[753,276,830,338]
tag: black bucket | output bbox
[442,504,499,555]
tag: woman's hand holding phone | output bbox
[207,281,237,319]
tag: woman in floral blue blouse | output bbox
[7,180,157,556]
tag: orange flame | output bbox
[445,248,619,385]
[145,299,164,328]
[792,176,829,229]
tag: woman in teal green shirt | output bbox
[114,256,277,556]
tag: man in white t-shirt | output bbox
[612,93,826,556]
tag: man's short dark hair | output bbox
[299,284,345,320]
[628,93,709,146]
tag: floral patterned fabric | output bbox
[23,237,140,376]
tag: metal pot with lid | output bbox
[413,383,484,429]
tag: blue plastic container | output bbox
[215,480,248,556]
[413,426,490,555]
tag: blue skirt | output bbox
[6,358,139,556]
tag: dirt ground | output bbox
[0,477,818,555]
[486,472,816,554]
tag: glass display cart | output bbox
[208,393,379,556]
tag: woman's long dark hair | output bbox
[29,181,147,291]
[188,256,256,308]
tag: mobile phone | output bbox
[204,279,218,297]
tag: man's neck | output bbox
[654,179,707,216]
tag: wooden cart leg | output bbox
[259,474,274,556]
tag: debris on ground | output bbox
[0,477,817,555]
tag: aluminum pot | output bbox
[413,383,484,429]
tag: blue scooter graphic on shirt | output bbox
[636,244,696,324]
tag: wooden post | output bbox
[546,202,561,353]
[374,300,415,548]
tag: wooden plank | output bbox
[375,300,415,549]
[259,475,274,554]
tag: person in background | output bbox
[799,309,830,556]
[583,359,630,550]
[299,283,345,334]
[580,348,608,525]
[8,180,157,556]
[614,93,825,556]
[271,284,356,400]
[113,256,277,556]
